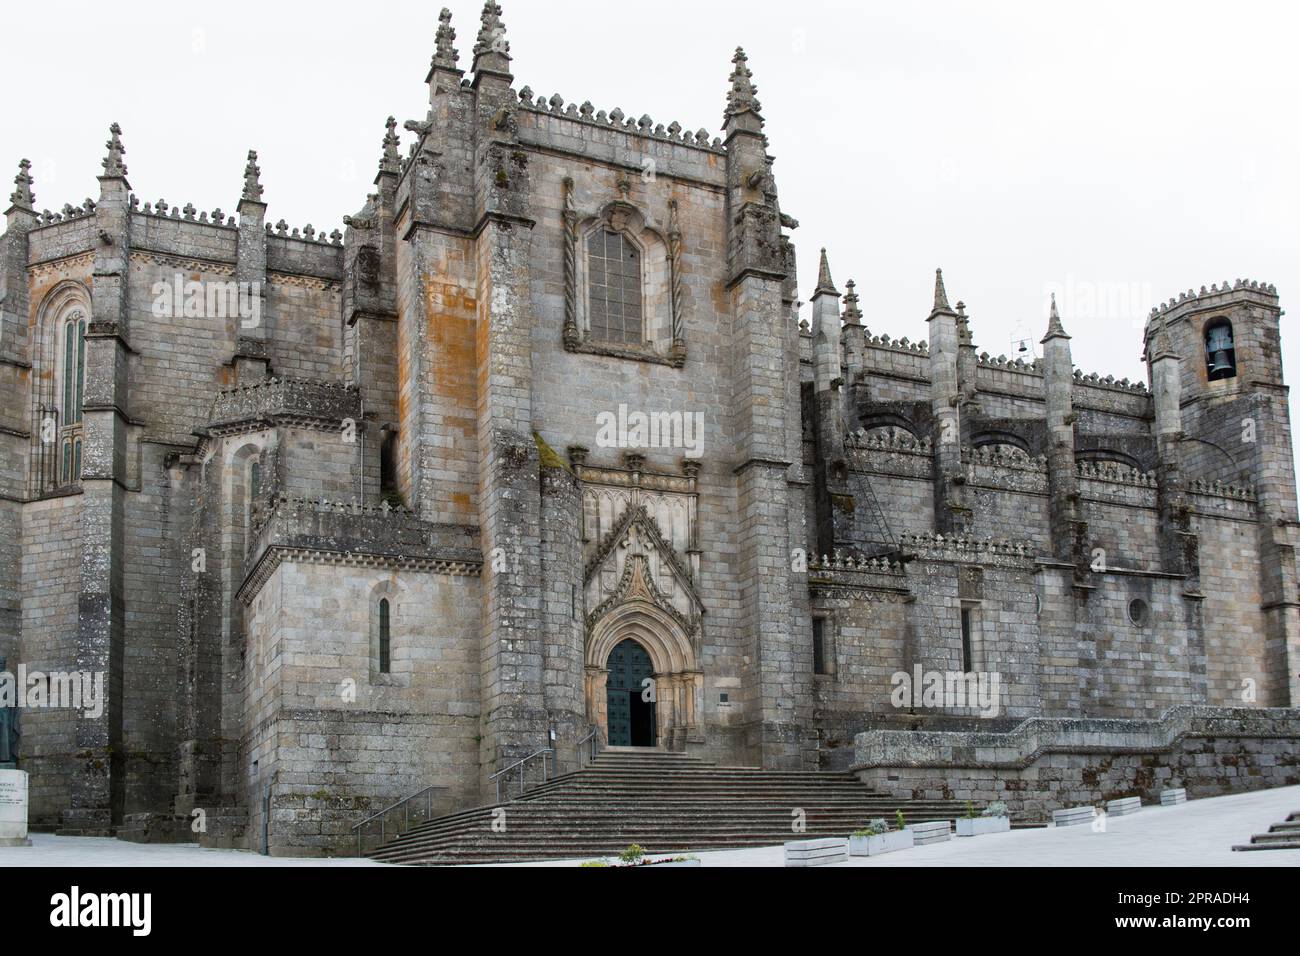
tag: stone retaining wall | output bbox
[852,706,1300,822]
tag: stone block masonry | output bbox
[852,707,1300,824]
[0,3,1297,856]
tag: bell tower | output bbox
[1146,280,1299,707]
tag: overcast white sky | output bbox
[4,0,1297,434]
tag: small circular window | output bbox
[1128,599,1151,628]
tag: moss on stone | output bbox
[534,432,572,473]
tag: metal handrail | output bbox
[489,748,555,805]
[575,725,603,770]
[351,785,447,858]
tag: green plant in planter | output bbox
[619,844,646,865]
[895,810,906,831]
[965,801,976,819]
[982,802,1009,819]
[852,819,891,838]
[581,860,609,868]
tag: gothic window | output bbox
[960,607,976,673]
[60,313,86,484]
[1205,319,1237,382]
[380,430,399,504]
[812,618,829,676]
[250,460,262,501]
[378,599,392,674]
[587,229,643,346]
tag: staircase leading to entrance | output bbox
[367,750,978,866]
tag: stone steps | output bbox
[367,751,978,865]
[1232,811,1300,852]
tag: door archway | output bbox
[605,639,656,748]
[585,589,703,751]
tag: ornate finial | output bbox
[101,123,128,179]
[932,268,954,315]
[1042,292,1070,342]
[843,280,863,325]
[242,150,264,202]
[433,7,460,70]
[725,47,763,119]
[474,1,509,59]
[9,159,35,211]
[381,117,402,174]
[1148,319,1179,362]
[814,248,839,297]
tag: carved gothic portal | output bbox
[581,493,706,751]
[585,584,703,752]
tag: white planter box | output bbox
[1053,806,1097,828]
[907,820,952,845]
[1107,797,1142,817]
[955,816,1011,837]
[849,829,915,857]
[1160,788,1187,807]
[785,838,849,867]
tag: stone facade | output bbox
[1,4,1297,855]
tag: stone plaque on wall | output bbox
[0,770,31,847]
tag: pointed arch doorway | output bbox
[606,639,657,748]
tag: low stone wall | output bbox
[851,707,1300,822]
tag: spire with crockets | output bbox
[724,47,763,124]
[241,150,264,203]
[101,123,128,180]
[9,159,34,211]
[433,7,460,71]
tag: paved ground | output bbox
[1,785,1297,867]
[0,835,386,868]
[484,785,1300,868]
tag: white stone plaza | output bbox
[0,784,1295,868]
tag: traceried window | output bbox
[587,229,643,346]
[60,314,86,484]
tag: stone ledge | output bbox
[851,706,1300,771]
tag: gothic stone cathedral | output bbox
[1,3,1297,854]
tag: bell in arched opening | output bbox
[1205,320,1237,382]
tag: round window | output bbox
[1128,599,1151,628]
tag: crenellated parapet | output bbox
[808,551,910,597]
[206,378,361,435]
[1072,368,1149,395]
[977,351,1040,373]
[1076,460,1158,487]
[846,428,933,479]
[964,445,1049,494]
[1076,461,1159,509]
[240,494,482,604]
[513,86,724,152]
[1147,278,1279,329]
[899,531,1035,567]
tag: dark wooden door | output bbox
[606,640,656,748]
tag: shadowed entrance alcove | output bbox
[584,561,703,750]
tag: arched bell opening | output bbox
[1205,318,1238,382]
